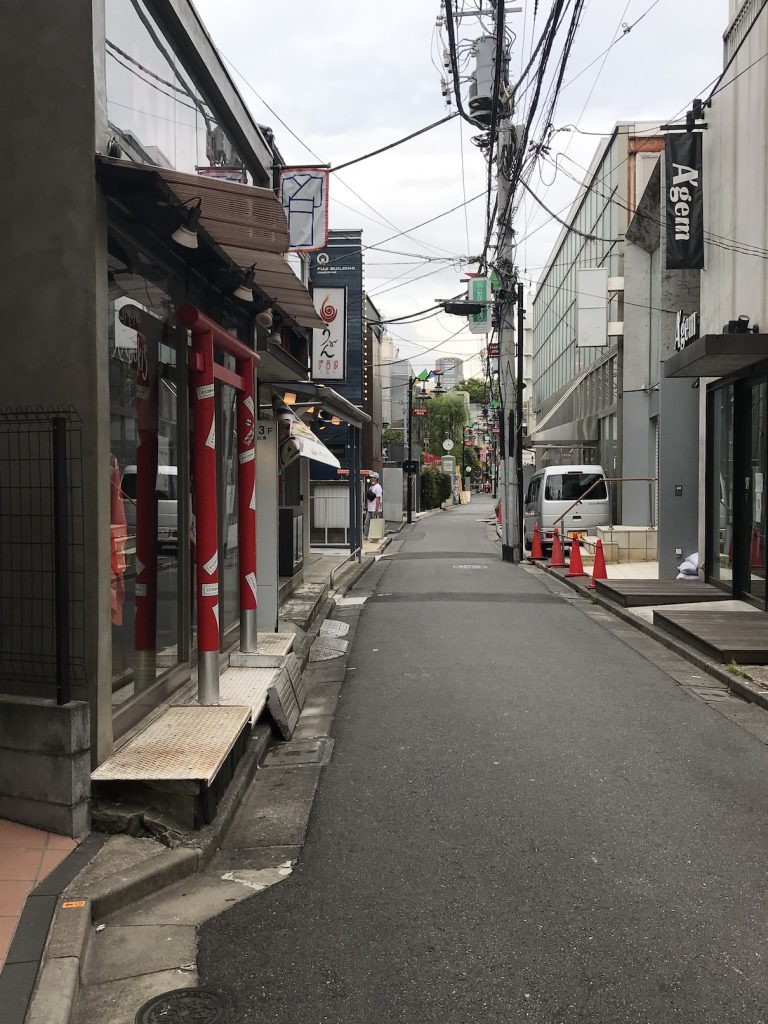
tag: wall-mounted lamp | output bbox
[331,416,341,425]
[171,198,202,249]
[255,307,273,330]
[283,391,297,405]
[233,264,256,302]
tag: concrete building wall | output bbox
[623,157,700,545]
[701,2,768,338]
[0,0,112,765]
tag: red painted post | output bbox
[133,325,158,691]
[237,357,257,652]
[190,328,220,703]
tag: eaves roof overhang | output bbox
[269,381,371,429]
[97,157,323,331]
[664,334,768,378]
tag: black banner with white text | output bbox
[665,133,704,269]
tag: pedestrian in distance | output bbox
[364,471,383,536]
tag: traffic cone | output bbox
[588,539,608,590]
[529,523,545,560]
[550,528,566,568]
[567,536,588,577]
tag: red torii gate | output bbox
[177,305,260,705]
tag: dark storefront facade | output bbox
[0,0,323,833]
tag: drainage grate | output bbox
[320,618,350,638]
[263,737,334,766]
[309,635,349,661]
[135,988,228,1024]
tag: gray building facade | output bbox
[530,123,664,520]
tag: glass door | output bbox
[709,384,734,589]
[742,379,767,607]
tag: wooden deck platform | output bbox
[595,579,731,607]
[653,609,768,664]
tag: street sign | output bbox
[413,407,428,417]
[468,276,491,335]
[487,342,499,358]
[442,439,454,451]
[441,455,455,474]
[403,459,419,473]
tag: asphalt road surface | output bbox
[200,496,768,1023]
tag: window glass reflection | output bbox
[108,237,181,708]
[105,0,246,179]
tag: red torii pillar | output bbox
[177,306,260,704]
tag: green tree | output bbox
[423,392,468,459]
[382,426,404,445]
[455,377,489,404]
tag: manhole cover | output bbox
[452,563,488,570]
[136,988,228,1024]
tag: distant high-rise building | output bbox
[436,357,463,389]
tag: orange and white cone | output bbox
[588,539,608,590]
[567,536,588,577]
[550,528,566,568]
[529,523,545,561]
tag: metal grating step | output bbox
[268,669,300,739]
[91,706,251,784]
[230,633,295,668]
[285,653,307,710]
[216,666,280,721]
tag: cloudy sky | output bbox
[196,0,726,378]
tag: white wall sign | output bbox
[255,421,276,441]
[312,287,346,380]
[674,310,699,351]
[576,267,608,347]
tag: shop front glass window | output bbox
[108,236,182,709]
[711,384,734,587]
[746,380,767,606]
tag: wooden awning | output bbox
[97,157,322,330]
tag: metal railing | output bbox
[552,476,657,532]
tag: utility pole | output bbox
[516,281,525,556]
[406,375,414,525]
[443,0,520,555]
[490,1,522,563]
[496,122,521,562]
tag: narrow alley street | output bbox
[197,497,768,1023]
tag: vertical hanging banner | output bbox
[312,287,347,380]
[467,275,491,334]
[279,167,330,252]
[665,133,704,269]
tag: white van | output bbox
[524,465,610,548]
[121,466,179,548]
